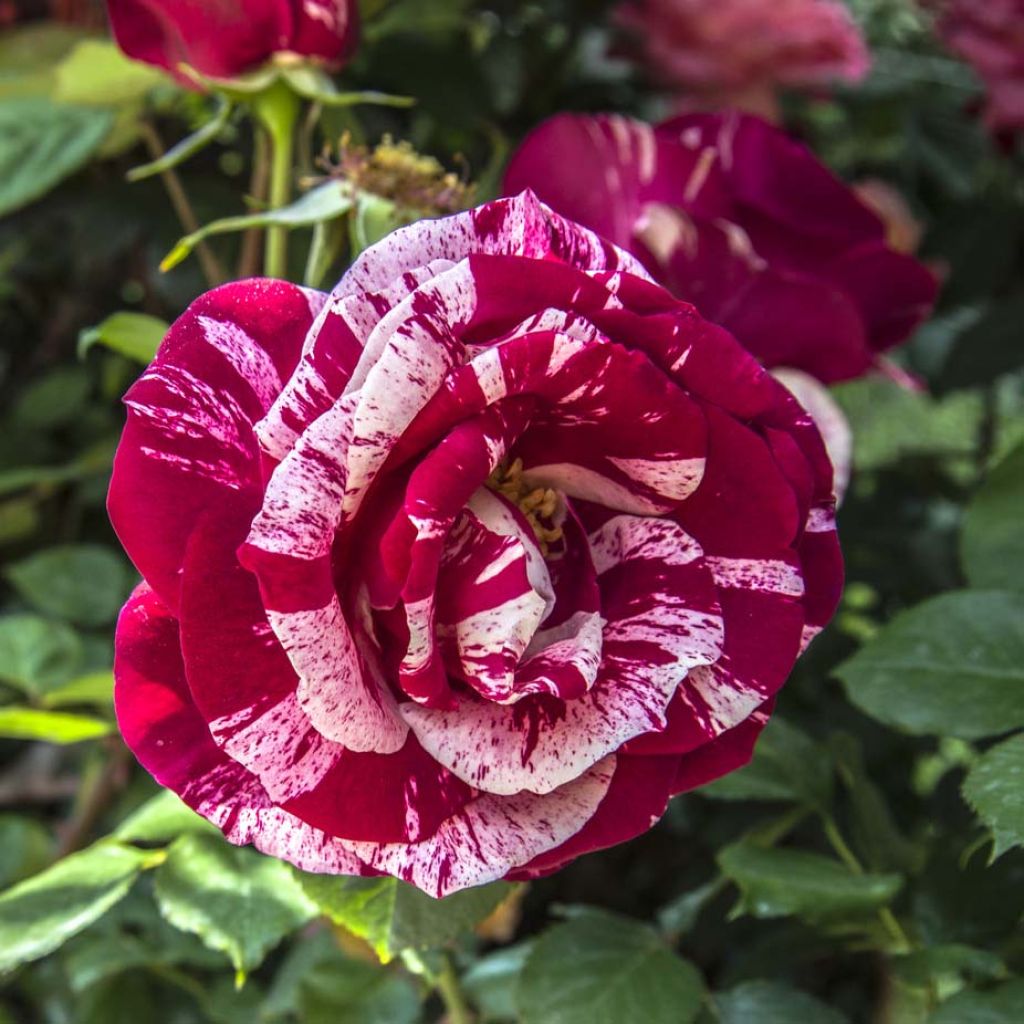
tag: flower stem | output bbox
[436,952,473,1024]
[821,813,912,953]
[253,82,301,280]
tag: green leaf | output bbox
[835,591,1024,740]
[832,375,982,471]
[52,40,167,107]
[0,24,88,80]
[279,66,414,108]
[700,717,832,809]
[41,671,114,709]
[178,63,280,97]
[0,448,111,497]
[154,834,316,978]
[0,706,112,744]
[161,182,355,272]
[126,98,233,182]
[349,192,411,257]
[0,25,87,103]
[717,843,902,921]
[115,790,218,845]
[11,366,91,430]
[0,816,51,889]
[962,733,1024,859]
[263,930,419,1024]
[896,944,1007,994]
[962,442,1024,593]
[0,496,40,544]
[938,293,1024,392]
[0,98,112,217]
[304,216,350,289]
[5,544,132,627]
[0,842,151,973]
[463,942,534,1022]
[517,913,705,1024]
[657,880,725,938]
[363,0,473,39]
[295,871,511,962]
[78,312,169,364]
[831,733,925,874]
[714,981,848,1024]
[930,979,1024,1023]
[0,614,83,696]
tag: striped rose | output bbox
[109,192,842,897]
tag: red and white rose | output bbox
[110,193,842,897]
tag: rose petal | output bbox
[402,516,723,796]
[108,280,324,612]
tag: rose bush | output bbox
[504,112,938,386]
[105,0,359,80]
[109,192,842,897]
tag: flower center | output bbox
[486,458,565,556]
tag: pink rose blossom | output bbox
[939,0,1024,133]
[615,0,870,104]
[110,193,842,896]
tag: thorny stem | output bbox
[139,122,226,288]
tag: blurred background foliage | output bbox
[0,0,1023,1022]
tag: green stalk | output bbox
[252,81,301,279]
[821,813,912,954]
[435,952,473,1024]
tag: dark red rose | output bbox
[109,193,842,895]
[504,112,938,385]
[105,0,358,80]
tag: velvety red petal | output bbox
[662,113,882,250]
[824,240,940,356]
[288,0,359,66]
[108,279,324,613]
[106,0,291,79]
[506,753,679,879]
[670,703,771,795]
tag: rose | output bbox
[614,0,869,109]
[504,111,938,387]
[938,0,1024,135]
[105,0,359,81]
[110,192,843,897]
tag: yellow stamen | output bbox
[485,460,564,556]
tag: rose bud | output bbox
[104,0,359,81]
[110,192,842,897]
[504,112,938,388]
